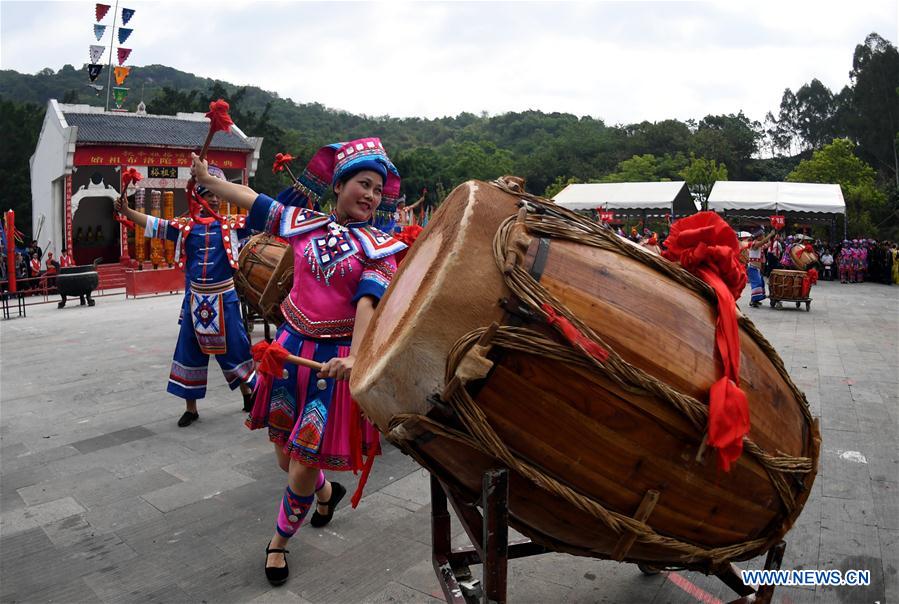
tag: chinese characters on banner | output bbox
[598,210,615,223]
[770,215,785,230]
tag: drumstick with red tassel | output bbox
[187,99,233,224]
[114,167,143,230]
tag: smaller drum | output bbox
[789,244,818,270]
[235,233,293,324]
[769,269,808,300]
[57,265,99,297]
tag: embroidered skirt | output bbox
[246,323,380,471]
[748,265,766,303]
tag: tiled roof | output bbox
[62,112,255,151]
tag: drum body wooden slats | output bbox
[769,269,808,300]
[351,181,818,567]
[235,233,293,324]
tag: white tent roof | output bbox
[553,181,694,212]
[707,181,845,214]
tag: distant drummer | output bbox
[115,165,257,427]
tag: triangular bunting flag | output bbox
[93,24,106,41]
[118,28,133,44]
[89,44,105,64]
[114,66,131,86]
[95,3,110,22]
[87,64,103,83]
[121,8,135,25]
[117,47,132,65]
[112,86,128,109]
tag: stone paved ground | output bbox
[1,279,897,604]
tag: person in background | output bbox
[60,246,75,267]
[820,249,834,281]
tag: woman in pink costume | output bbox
[191,138,406,586]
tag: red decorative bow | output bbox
[662,211,749,471]
[272,152,296,174]
[540,302,609,363]
[251,340,291,377]
[394,224,423,264]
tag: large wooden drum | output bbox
[351,180,819,570]
[769,269,809,300]
[789,244,818,270]
[234,233,293,324]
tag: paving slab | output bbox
[1,279,896,602]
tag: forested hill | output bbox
[2,32,897,239]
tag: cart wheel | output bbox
[638,563,661,576]
[795,302,801,308]
[769,299,776,308]
[806,302,811,311]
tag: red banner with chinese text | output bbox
[73,146,247,170]
[770,214,785,230]
[599,210,615,223]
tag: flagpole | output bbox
[104,0,120,111]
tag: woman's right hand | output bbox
[190,153,210,183]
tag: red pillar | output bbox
[5,210,16,293]
[65,174,73,253]
[118,166,131,265]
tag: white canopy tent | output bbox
[707,181,846,240]
[707,181,845,214]
[553,181,697,217]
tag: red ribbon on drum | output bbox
[662,212,750,472]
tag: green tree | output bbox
[680,154,727,211]
[0,97,45,235]
[690,112,760,180]
[787,138,887,236]
[847,33,899,186]
[602,154,660,182]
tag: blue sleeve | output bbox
[352,256,397,304]
[247,194,284,235]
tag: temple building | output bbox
[30,100,262,266]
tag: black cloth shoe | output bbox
[242,390,254,413]
[177,411,199,427]
[310,481,346,528]
[265,541,289,586]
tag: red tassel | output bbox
[663,212,751,471]
[272,152,295,174]
[251,340,290,377]
[802,268,818,297]
[350,452,377,508]
[187,183,223,225]
[540,303,609,362]
[122,167,142,189]
[205,99,234,134]
[113,212,136,230]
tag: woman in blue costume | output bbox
[115,166,256,427]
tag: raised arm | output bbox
[114,196,150,228]
[191,153,258,210]
[752,229,776,249]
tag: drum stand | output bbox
[429,468,786,604]
[431,469,549,604]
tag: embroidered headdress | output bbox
[277,138,402,217]
[196,165,226,197]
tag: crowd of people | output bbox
[0,239,77,294]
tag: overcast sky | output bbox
[1,1,896,125]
